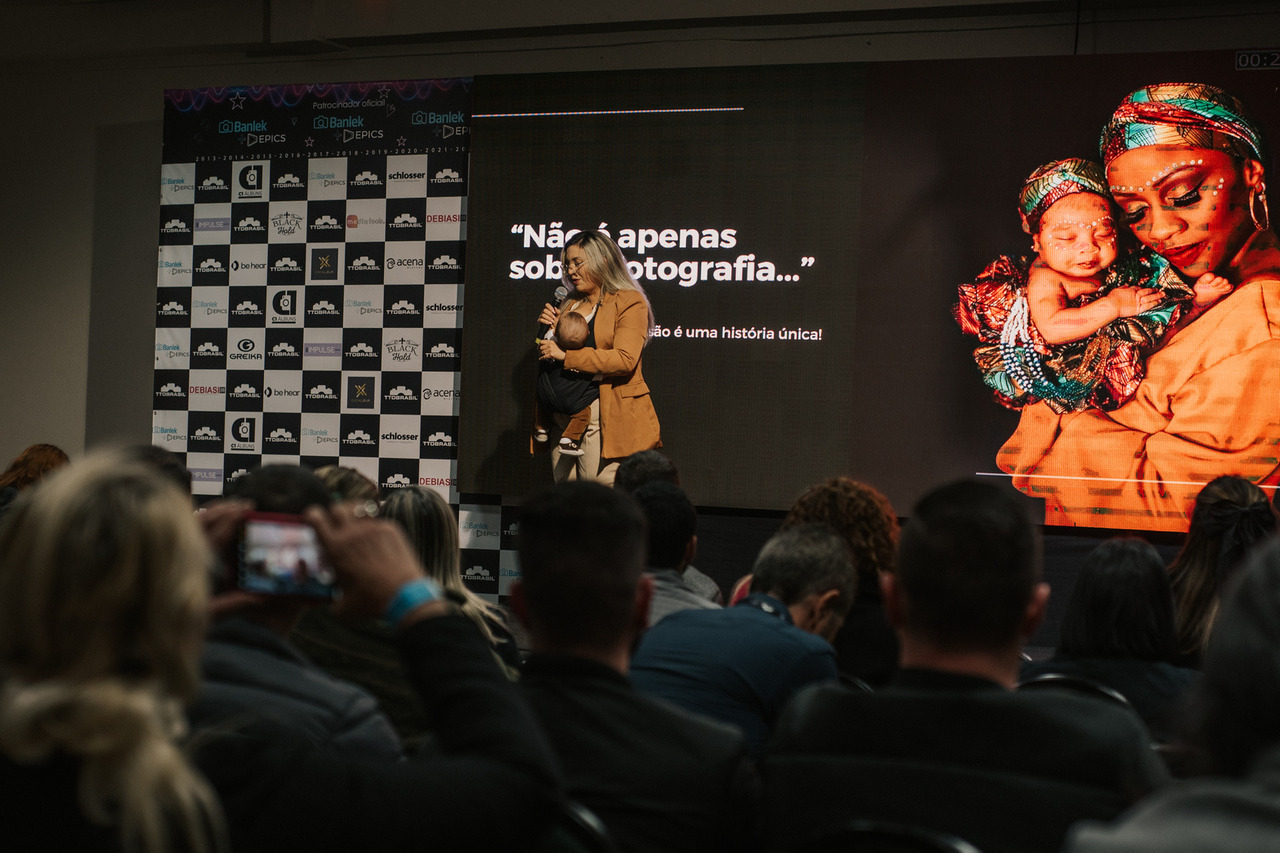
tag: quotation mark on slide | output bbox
[511,224,524,234]
[800,257,816,267]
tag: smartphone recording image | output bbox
[238,512,336,599]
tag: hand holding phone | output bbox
[237,511,337,599]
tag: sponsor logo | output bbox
[198,258,226,273]
[426,342,456,358]
[194,299,228,316]
[310,170,346,189]
[428,254,460,270]
[158,301,188,317]
[303,342,341,357]
[267,427,297,442]
[195,342,223,355]
[272,256,301,272]
[192,426,221,440]
[238,165,263,194]
[195,218,231,232]
[270,341,298,356]
[264,386,300,398]
[386,257,424,270]
[313,115,366,130]
[384,474,413,488]
[347,342,377,357]
[229,382,260,400]
[306,384,338,400]
[231,417,256,443]
[246,132,288,147]
[385,337,420,362]
[312,214,342,230]
[161,218,190,234]
[232,300,263,317]
[189,385,225,394]
[345,298,381,316]
[388,171,425,181]
[388,212,419,230]
[432,168,462,184]
[234,216,265,234]
[419,477,457,486]
[347,255,381,272]
[387,300,419,317]
[380,432,417,441]
[311,249,338,280]
[271,212,303,236]
[273,173,303,189]
[463,566,493,580]
[349,170,382,187]
[342,430,376,446]
[200,176,227,189]
[156,382,185,398]
[423,431,455,447]
[347,214,385,228]
[219,120,268,133]
[412,111,467,125]
[308,299,339,316]
[384,385,419,401]
[272,290,297,316]
[231,260,267,272]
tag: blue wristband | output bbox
[383,577,444,628]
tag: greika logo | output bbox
[388,212,419,230]
[384,474,413,489]
[387,300,420,317]
[426,342,456,358]
[347,342,378,358]
[272,256,301,272]
[156,382,185,398]
[349,169,382,187]
[230,338,262,361]
[313,214,342,230]
[306,384,338,400]
[272,212,303,236]
[385,337,420,362]
[231,260,267,272]
[230,383,261,400]
[273,173,303,189]
[423,431,455,447]
[428,254,460,270]
[234,216,265,234]
[158,301,188,317]
[161,218,190,234]
[386,257,424,270]
[343,429,376,447]
[432,168,463,184]
[347,255,381,273]
[196,342,224,356]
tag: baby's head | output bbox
[556,311,590,350]
[1019,158,1119,278]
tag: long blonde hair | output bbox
[0,452,223,853]
[380,487,510,650]
[561,229,655,332]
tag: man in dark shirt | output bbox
[630,524,855,757]
[763,481,1168,853]
[631,480,721,627]
[511,481,756,853]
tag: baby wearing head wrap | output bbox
[955,157,1206,412]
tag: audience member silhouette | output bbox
[632,481,721,626]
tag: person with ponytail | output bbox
[1168,475,1277,667]
[0,452,223,852]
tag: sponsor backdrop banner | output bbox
[155,79,471,512]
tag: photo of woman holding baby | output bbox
[994,83,1280,531]
[534,229,661,485]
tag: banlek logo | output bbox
[411,110,467,125]
[313,115,366,130]
[219,120,268,134]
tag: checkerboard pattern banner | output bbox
[156,80,471,502]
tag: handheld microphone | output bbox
[538,285,571,337]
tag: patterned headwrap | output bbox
[1100,83,1264,167]
[1018,158,1110,234]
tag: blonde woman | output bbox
[381,486,521,669]
[536,229,661,484]
[0,452,223,852]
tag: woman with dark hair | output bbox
[1001,83,1280,532]
[1066,537,1280,851]
[535,229,661,484]
[1020,538,1196,741]
[1167,475,1276,667]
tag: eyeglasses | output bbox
[565,258,588,271]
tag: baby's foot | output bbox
[1192,273,1232,308]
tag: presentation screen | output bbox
[461,52,1280,532]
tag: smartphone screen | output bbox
[237,511,336,599]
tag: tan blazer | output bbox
[562,289,662,459]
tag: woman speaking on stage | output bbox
[536,229,661,484]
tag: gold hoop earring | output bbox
[1250,180,1270,232]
